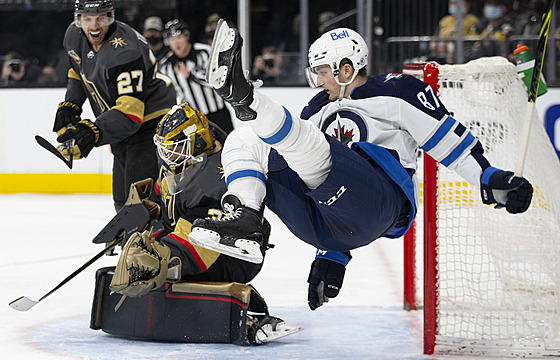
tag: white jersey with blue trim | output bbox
[300,73,489,186]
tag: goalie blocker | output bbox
[90,267,293,345]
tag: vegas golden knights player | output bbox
[53,0,176,210]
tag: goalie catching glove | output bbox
[109,229,181,298]
[56,119,100,160]
[53,101,82,136]
[480,167,533,214]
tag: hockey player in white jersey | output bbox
[189,19,534,310]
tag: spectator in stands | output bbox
[251,46,283,85]
[514,0,551,36]
[0,52,41,87]
[159,19,234,133]
[203,13,221,45]
[142,16,169,62]
[37,49,69,87]
[430,0,479,64]
[470,0,515,60]
[318,11,338,34]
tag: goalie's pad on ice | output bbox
[90,267,301,345]
[188,227,264,264]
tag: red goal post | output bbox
[402,58,560,357]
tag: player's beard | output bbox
[86,27,108,49]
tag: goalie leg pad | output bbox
[91,267,276,345]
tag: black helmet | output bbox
[163,19,190,40]
[74,0,115,27]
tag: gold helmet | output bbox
[153,103,214,175]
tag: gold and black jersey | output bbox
[62,20,176,146]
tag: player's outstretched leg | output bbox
[206,19,256,121]
[188,194,265,264]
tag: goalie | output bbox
[97,103,300,345]
[187,20,534,311]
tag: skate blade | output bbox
[258,325,304,343]
[207,18,236,89]
[188,227,263,264]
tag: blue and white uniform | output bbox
[221,73,490,262]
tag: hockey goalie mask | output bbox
[305,28,368,99]
[154,103,213,175]
[74,0,115,28]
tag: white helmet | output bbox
[305,28,368,97]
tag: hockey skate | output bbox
[247,315,304,345]
[206,18,256,121]
[188,195,265,264]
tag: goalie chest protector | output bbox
[90,267,269,345]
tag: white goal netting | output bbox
[425,57,560,357]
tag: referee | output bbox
[159,19,234,133]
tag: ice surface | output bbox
[0,194,481,359]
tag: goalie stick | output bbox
[8,179,158,311]
[35,135,74,169]
[515,0,553,176]
[9,238,122,312]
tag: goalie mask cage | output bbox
[403,57,560,357]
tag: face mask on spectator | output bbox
[484,5,502,19]
[448,5,466,15]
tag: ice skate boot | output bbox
[247,315,304,345]
[206,18,256,121]
[188,194,264,263]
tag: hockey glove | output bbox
[53,101,82,136]
[110,229,175,298]
[480,166,533,214]
[56,119,100,160]
[307,258,347,310]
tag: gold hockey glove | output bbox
[56,119,100,160]
[53,101,82,136]
[110,229,172,297]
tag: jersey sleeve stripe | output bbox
[440,132,476,167]
[68,68,81,80]
[421,115,456,152]
[113,95,145,124]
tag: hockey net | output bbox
[403,57,560,357]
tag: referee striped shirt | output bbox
[159,42,226,115]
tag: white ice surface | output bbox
[0,194,487,359]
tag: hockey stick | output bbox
[515,0,553,176]
[8,238,121,312]
[8,179,158,311]
[35,135,74,169]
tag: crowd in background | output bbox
[0,0,558,88]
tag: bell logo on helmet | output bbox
[330,30,350,41]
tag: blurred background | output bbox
[0,0,558,87]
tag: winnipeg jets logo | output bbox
[333,121,354,144]
[321,110,368,146]
[109,37,127,49]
